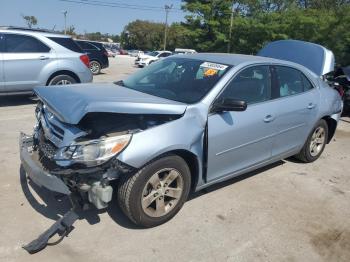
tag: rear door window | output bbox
[159,52,171,58]
[0,34,4,52]
[301,73,314,91]
[4,34,50,53]
[49,37,82,53]
[76,41,99,50]
[274,66,304,97]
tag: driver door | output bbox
[206,65,275,182]
[0,34,4,93]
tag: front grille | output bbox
[37,129,58,159]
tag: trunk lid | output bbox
[258,40,335,76]
[35,83,187,125]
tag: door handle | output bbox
[263,115,275,123]
[307,103,316,109]
[38,56,49,60]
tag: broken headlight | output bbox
[55,134,132,166]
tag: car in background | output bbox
[75,39,109,75]
[135,50,172,67]
[129,50,144,57]
[0,26,92,95]
[326,65,350,113]
[173,48,197,55]
[119,49,128,55]
[106,49,116,57]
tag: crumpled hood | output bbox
[34,83,187,125]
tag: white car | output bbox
[135,51,172,67]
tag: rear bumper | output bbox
[77,69,93,83]
[19,133,71,195]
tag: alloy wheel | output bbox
[309,126,326,157]
[141,168,184,217]
[56,79,72,85]
[89,61,100,74]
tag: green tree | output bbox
[21,15,38,28]
[121,20,164,50]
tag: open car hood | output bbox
[34,84,187,125]
[258,40,335,76]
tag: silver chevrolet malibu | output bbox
[20,40,342,228]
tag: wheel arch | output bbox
[321,115,337,143]
[144,149,201,192]
[46,70,81,85]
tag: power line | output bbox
[58,0,182,12]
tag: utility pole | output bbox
[62,10,68,34]
[227,1,234,53]
[163,4,172,51]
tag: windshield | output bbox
[121,57,231,104]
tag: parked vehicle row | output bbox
[0,27,93,95]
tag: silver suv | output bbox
[0,27,93,95]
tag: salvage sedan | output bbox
[20,40,342,228]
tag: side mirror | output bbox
[211,98,247,113]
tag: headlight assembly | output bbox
[55,134,132,166]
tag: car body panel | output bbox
[258,40,335,76]
[0,33,4,92]
[34,84,187,124]
[207,102,275,181]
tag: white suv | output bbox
[0,27,93,95]
[135,51,172,67]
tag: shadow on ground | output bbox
[0,95,37,107]
[19,159,293,231]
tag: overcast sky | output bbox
[0,0,186,35]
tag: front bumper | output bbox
[19,133,71,195]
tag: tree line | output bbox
[120,0,350,65]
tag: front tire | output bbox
[295,119,328,163]
[117,155,191,227]
[48,75,77,86]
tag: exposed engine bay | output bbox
[31,101,181,210]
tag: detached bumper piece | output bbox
[20,133,80,254]
[19,132,70,195]
[23,210,79,254]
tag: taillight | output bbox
[80,54,90,68]
[104,51,108,57]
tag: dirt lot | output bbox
[0,56,349,262]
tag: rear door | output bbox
[3,33,53,93]
[206,65,275,181]
[269,65,319,157]
[0,34,4,93]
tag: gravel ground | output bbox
[0,56,349,262]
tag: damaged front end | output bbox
[20,101,179,210]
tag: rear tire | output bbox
[295,119,328,163]
[117,155,191,227]
[89,61,101,75]
[48,75,77,86]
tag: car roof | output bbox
[0,27,70,38]
[178,53,283,65]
